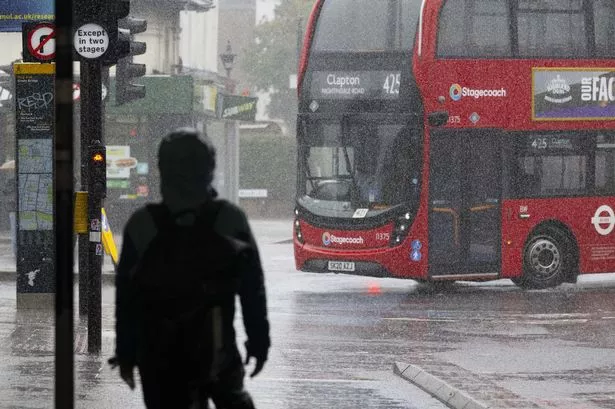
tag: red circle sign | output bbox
[27,23,56,61]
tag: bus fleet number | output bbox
[382,73,400,95]
[375,232,390,241]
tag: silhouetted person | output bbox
[112,127,270,409]
[353,130,382,203]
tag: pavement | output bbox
[0,224,500,409]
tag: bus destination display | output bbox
[310,71,401,100]
[527,134,580,152]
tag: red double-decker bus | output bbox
[293,0,615,289]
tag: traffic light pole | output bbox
[78,125,89,316]
[81,60,103,353]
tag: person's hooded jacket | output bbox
[114,128,270,373]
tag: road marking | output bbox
[253,377,374,383]
[384,317,456,322]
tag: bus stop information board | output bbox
[14,63,55,295]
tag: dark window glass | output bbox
[437,0,512,57]
[301,117,419,206]
[594,0,615,57]
[511,134,589,198]
[517,0,587,57]
[596,133,615,194]
[312,0,422,51]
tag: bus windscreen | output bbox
[300,117,421,211]
[312,0,423,52]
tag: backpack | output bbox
[132,201,250,383]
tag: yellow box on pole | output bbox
[73,191,88,234]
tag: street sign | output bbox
[74,23,109,59]
[22,22,55,62]
[13,63,56,298]
[217,94,258,121]
[239,189,268,198]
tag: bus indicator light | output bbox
[411,250,422,262]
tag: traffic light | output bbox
[89,142,107,198]
[115,17,147,105]
[0,63,14,109]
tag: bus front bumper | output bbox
[294,238,426,280]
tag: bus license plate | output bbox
[327,261,355,272]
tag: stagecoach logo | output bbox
[449,83,507,101]
[545,75,572,104]
[450,84,462,101]
[591,205,615,236]
[322,232,332,246]
[322,232,365,246]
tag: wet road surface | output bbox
[1,221,615,408]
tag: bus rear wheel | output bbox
[516,227,574,289]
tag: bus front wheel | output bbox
[517,228,574,289]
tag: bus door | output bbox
[428,131,502,276]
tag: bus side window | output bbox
[594,0,615,57]
[437,0,511,58]
[596,134,615,195]
[514,157,539,197]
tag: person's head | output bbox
[158,127,216,206]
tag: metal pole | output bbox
[55,0,75,406]
[78,73,89,316]
[225,120,239,204]
[81,60,103,354]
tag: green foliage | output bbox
[242,0,314,128]
[239,133,296,201]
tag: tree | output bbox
[242,0,314,132]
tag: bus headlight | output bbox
[294,217,304,243]
[390,213,411,246]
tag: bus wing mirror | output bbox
[428,111,449,127]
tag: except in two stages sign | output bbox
[74,23,109,59]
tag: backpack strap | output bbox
[146,204,174,232]
[196,199,225,229]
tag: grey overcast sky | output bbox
[256,0,280,21]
